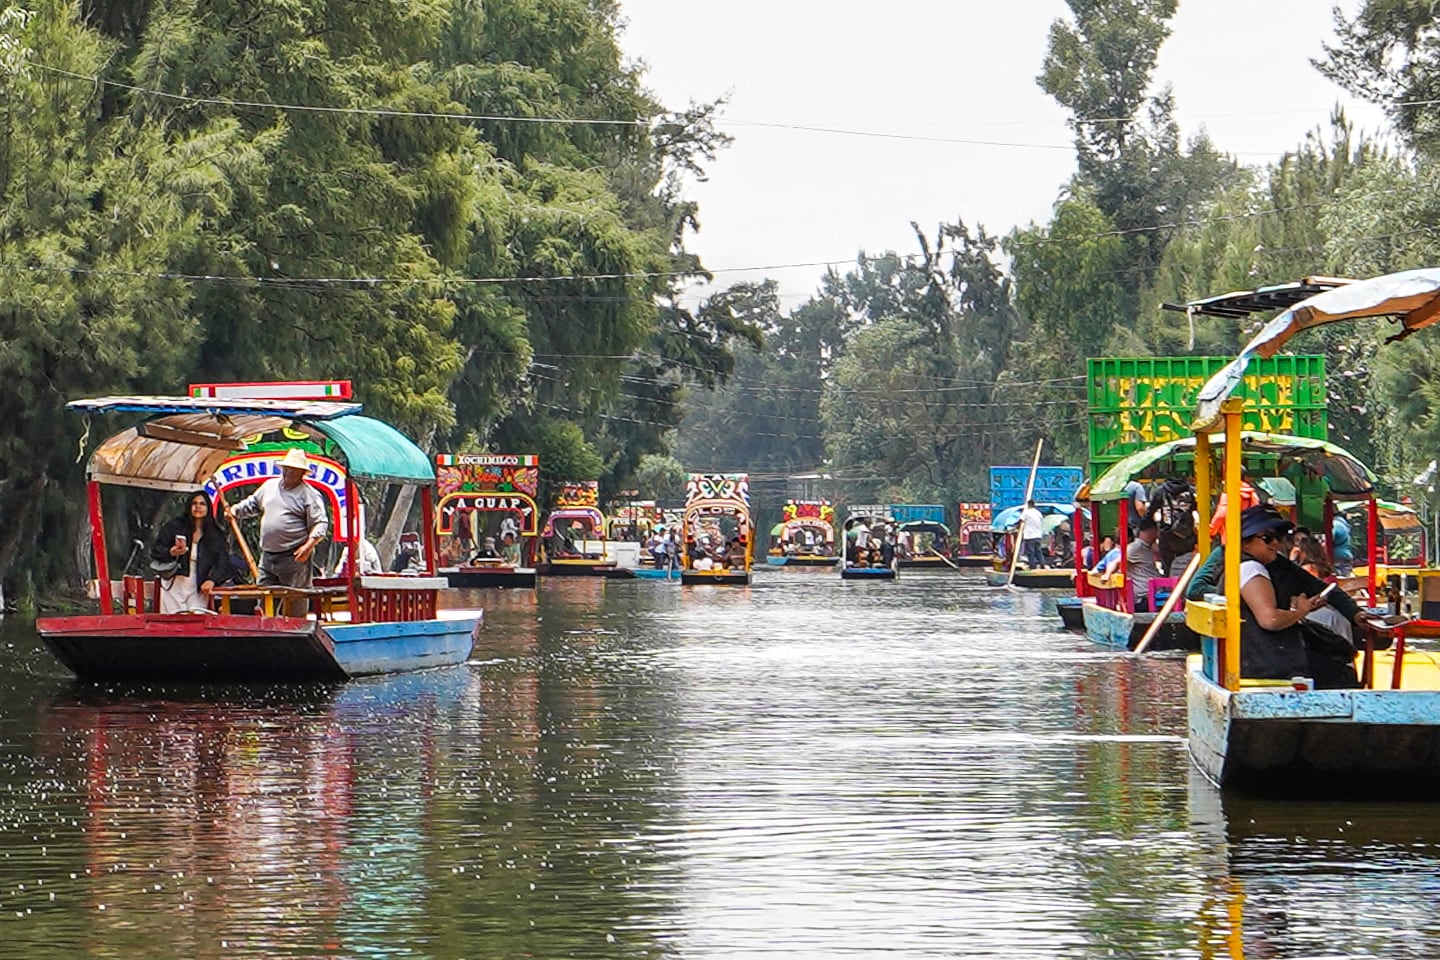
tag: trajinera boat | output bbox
[766,500,839,566]
[680,473,753,585]
[840,505,898,581]
[38,388,482,682]
[1182,267,1440,797]
[889,504,957,570]
[536,481,616,576]
[1075,434,1378,653]
[983,503,1081,588]
[435,454,540,588]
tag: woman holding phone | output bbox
[150,492,231,614]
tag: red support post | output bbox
[345,480,360,619]
[87,481,113,615]
[420,487,437,576]
[1117,514,1131,614]
[1368,496,1381,609]
[1074,505,1088,599]
[1323,497,1335,566]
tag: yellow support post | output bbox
[1222,399,1244,691]
[1195,431,1213,557]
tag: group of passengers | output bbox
[774,527,834,557]
[845,520,895,569]
[686,532,749,571]
[1185,504,1374,690]
[468,531,523,566]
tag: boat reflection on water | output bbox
[37,668,480,959]
[1189,766,1440,958]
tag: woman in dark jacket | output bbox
[1231,506,1360,689]
[150,492,231,613]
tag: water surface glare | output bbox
[0,571,1438,957]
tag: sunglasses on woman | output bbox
[1258,532,1281,544]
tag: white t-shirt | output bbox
[1239,559,1270,590]
[1020,507,1044,541]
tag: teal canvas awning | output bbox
[313,416,433,484]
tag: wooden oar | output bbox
[219,495,260,582]
[1006,439,1045,588]
[1130,552,1202,656]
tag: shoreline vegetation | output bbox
[4,1,1440,604]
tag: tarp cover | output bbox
[312,415,432,484]
[990,502,1084,532]
[889,504,946,525]
[1196,267,1440,428]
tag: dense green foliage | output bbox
[14,0,1440,596]
[680,1,1440,523]
[0,0,758,599]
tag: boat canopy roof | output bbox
[70,395,433,491]
[898,520,950,535]
[1336,498,1423,532]
[990,502,1082,532]
[888,504,945,525]
[1082,432,1376,503]
[1160,276,1353,319]
[1196,267,1440,429]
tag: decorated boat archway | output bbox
[680,473,752,585]
[538,481,614,576]
[767,500,838,567]
[434,454,540,588]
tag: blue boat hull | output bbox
[841,567,897,581]
[325,617,481,677]
[1082,600,1196,652]
[1187,657,1440,798]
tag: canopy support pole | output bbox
[421,487,438,576]
[88,481,113,615]
[344,480,360,621]
[1195,433,1213,557]
[1117,508,1131,613]
[1323,497,1335,568]
[1222,400,1244,692]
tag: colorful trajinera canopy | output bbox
[68,396,433,490]
[1082,433,1376,503]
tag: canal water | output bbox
[1,571,1438,958]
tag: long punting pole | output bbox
[1131,552,1202,657]
[87,481,113,615]
[1006,439,1044,588]
[219,493,260,582]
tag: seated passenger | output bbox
[500,532,522,565]
[1231,506,1359,689]
[472,536,501,561]
[332,537,383,576]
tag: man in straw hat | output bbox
[227,447,330,591]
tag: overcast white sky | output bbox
[616,1,1390,306]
